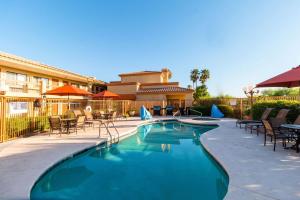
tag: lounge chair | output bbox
[48,116,64,136]
[262,120,289,151]
[248,108,289,135]
[236,108,273,129]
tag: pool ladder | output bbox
[173,110,181,119]
[99,120,120,146]
[189,109,203,117]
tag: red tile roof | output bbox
[137,87,193,94]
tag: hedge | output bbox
[252,100,300,122]
[191,104,234,117]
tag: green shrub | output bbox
[191,105,211,116]
[252,100,300,122]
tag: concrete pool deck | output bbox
[0,117,299,200]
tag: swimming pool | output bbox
[31,121,228,200]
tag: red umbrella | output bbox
[45,85,92,109]
[256,66,300,88]
[93,90,119,99]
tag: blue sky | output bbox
[1,0,300,97]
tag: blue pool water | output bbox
[31,122,228,200]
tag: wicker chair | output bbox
[262,120,289,151]
[236,108,273,128]
[84,110,95,127]
[74,115,86,134]
[248,108,289,135]
[48,116,64,136]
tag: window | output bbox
[71,83,79,88]
[6,72,27,84]
[33,76,49,87]
[8,102,28,115]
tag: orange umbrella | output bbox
[45,85,92,109]
[93,90,119,112]
[93,90,119,99]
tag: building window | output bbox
[71,83,79,88]
[6,72,27,84]
[8,102,28,115]
[33,76,49,87]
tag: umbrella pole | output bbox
[68,94,70,110]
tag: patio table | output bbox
[280,124,300,152]
[61,118,76,134]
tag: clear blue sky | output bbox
[1,0,300,97]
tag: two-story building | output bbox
[0,52,106,115]
[107,69,194,108]
[0,52,106,98]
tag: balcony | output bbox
[0,79,50,96]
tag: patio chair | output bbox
[83,110,96,127]
[73,109,83,117]
[262,120,290,151]
[269,109,290,130]
[74,115,86,134]
[236,108,273,128]
[247,108,289,135]
[48,116,64,136]
[152,106,162,116]
[165,105,174,116]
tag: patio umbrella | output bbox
[93,90,119,99]
[45,84,92,109]
[93,90,119,112]
[256,65,300,88]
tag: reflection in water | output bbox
[40,166,93,192]
[31,122,228,200]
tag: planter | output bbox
[128,110,136,117]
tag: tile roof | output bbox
[137,87,193,94]
[119,71,161,76]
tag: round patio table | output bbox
[61,118,76,134]
[280,124,300,153]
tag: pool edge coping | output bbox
[29,118,229,199]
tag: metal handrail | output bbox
[189,109,203,117]
[173,110,181,119]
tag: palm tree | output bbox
[190,69,200,88]
[199,69,210,85]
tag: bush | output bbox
[218,104,234,117]
[191,105,211,116]
[191,104,234,117]
[252,100,300,122]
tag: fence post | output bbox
[1,97,7,142]
[240,98,243,120]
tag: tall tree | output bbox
[199,69,210,85]
[193,68,211,100]
[190,69,200,88]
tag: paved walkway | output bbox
[192,119,300,200]
[1,117,300,200]
[0,118,146,200]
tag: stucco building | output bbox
[0,52,106,98]
[107,69,194,108]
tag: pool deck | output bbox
[0,117,299,200]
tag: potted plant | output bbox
[128,109,136,117]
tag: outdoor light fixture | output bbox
[243,85,259,118]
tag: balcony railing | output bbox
[0,79,50,95]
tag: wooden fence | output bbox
[0,95,299,142]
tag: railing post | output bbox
[1,97,7,142]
